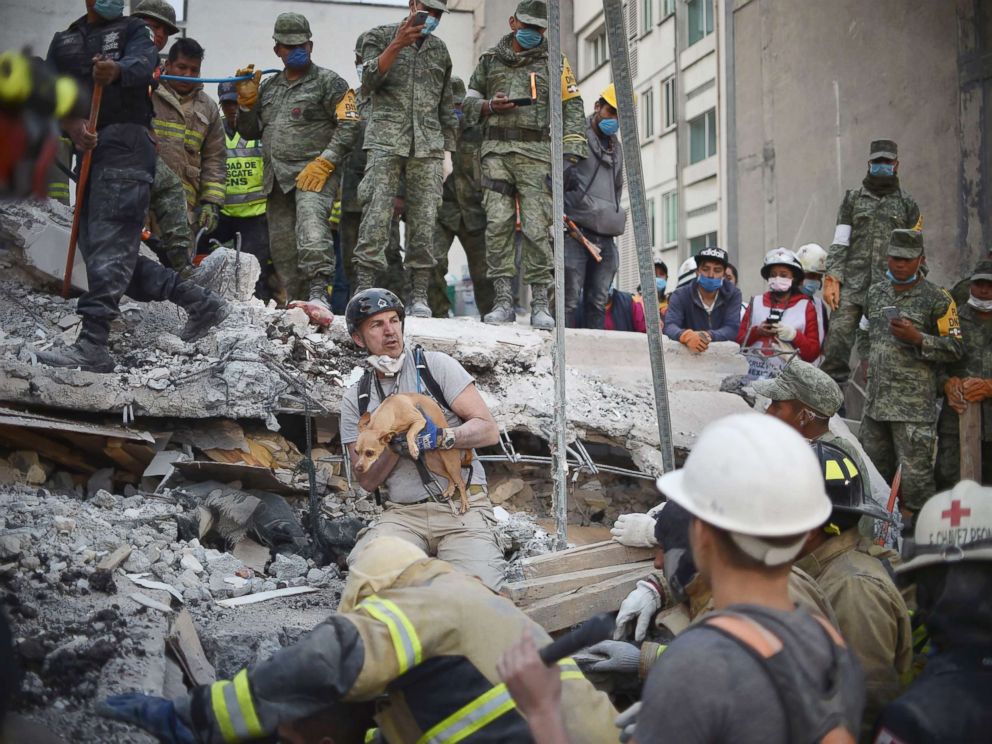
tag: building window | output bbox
[662,0,676,18]
[688,108,716,163]
[641,87,655,139]
[689,232,718,255]
[588,27,609,71]
[687,0,714,46]
[662,76,676,129]
[641,0,653,34]
[648,198,657,247]
[662,191,677,246]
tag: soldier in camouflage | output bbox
[465,0,587,328]
[234,13,361,318]
[822,139,922,386]
[938,258,992,489]
[354,0,458,317]
[859,229,963,516]
[429,76,494,318]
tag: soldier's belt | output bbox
[486,126,550,142]
[481,176,516,197]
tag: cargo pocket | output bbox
[94,168,153,223]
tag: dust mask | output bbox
[768,276,793,293]
[93,0,125,20]
[968,294,992,312]
[367,351,406,377]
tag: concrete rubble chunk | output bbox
[269,552,308,581]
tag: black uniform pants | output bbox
[78,123,182,343]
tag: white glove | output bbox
[616,701,642,743]
[442,151,454,180]
[610,513,657,548]
[774,323,797,342]
[614,580,662,641]
[582,640,641,674]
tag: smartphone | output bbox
[882,306,901,321]
[766,308,784,325]
[412,10,429,25]
[507,97,534,106]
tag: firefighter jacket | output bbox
[176,559,618,744]
[152,81,227,211]
[221,128,266,219]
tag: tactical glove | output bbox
[296,156,334,193]
[389,406,440,458]
[944,377,967,414]
[197,202,219,235]
[614,580,662,641]
[98,694,196,744]
[962,377,992,402]
[235,65,262,108]
[610,513,657,548]
[823,274,841,310]
[679,329,709,353]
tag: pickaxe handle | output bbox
[62,83,103,298]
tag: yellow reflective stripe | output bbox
[843,457,858,478]
[365,728,379,743]
[203,182,227,200]
[210,681,238,743]
[358,596,422,674]
[153,118,186,134]
[825,460,844,481]
[233,669,264,738]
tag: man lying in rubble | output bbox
[339,288,508,591]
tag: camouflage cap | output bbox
[133,0,179,35]
[887,228,924,259]
[869,139,898,160]
[273,12,312,45]
[515,0,549,28]
[420,0,449,12]
[450,75,466,105]
[972,258,992,281]
[752,359,844,417]
[355,31,368,56]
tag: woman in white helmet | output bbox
[796,242,829,358]
[736,247,821,379]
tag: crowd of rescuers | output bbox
[21,0,992,741]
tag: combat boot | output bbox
[530,284,554,330]
[483,277,516,324]
[34,333,114,373]
[187,256,226,291]
[407,269,432,318]
[169,280,232,342]
[353,267,377,295]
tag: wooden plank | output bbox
[0,427,98,473]
[0,406,155,443]
[960,403,982,482]
[507,560,654,606]
[97,545,132,571]
[517,540,655,581]
[104,438,148,474]
[167,609,216,686]
[524,567,647,633]
[215,586,316,608]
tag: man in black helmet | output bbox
[339,288,508,590]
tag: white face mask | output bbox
[968,294,992,312]
[355,64,364,82]
[768,276,793,293]
[367,351,406,376]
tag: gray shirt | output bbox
[340,350,488,504]
[635,604,865,743]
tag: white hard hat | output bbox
[796,243,827,274]
[676,256,697,288]
[898,480,992,574]
[760,247,805,280]
[656,414,831,563]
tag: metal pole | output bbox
[602,0,676,471]
[547,0,570,550]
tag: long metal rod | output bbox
[602,0,675,471]
[548,0,570,550]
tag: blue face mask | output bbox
[886,269,919,285]
[285,47,311,69]
[93,0,125,19]
[655,277,667,294]
[598,117,619,136]
[869,162,895,177]
[515,28,544,49]
[422,16,440,35]
[697,275,723,292]
[801,278,822,296]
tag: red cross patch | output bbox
[941,499,971,527]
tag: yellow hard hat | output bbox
[600,83,617,110]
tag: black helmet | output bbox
[345,288,405,335]
[811,440,894,523]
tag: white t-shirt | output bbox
[340,349,488,504]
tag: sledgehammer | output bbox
[62,82,103,298]
[538,613,613,665]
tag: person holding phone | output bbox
[858,228,963,522]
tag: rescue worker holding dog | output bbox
[339,288,508,591]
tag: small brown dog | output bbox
[354,392,472,514]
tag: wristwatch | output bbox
[440,428,456,450]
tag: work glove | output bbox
[944,377,967,414]
[235,64,261,108]
[823,274,841,311]
[97,694,196,744]
[773,323,797,342]
[614,580,662,641]
[582,640,641,674]
[962,377,992,402]
[196,202,219,235]
[296,156,335,193]
[442,151,454,181]
[610,513,657,548]
[679,329,709,354]
[615,701,642,743]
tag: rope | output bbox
[159,70,281,84]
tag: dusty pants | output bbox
[265,176,337,300]
[859,415,937,512]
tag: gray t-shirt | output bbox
[340,350,488,504]
[635,604,865,743]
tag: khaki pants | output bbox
[349,488,507,591]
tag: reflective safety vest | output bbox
[222,132,266,218]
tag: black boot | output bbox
[34,327,114,373]
[170,280,231,342]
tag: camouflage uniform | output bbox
[430,77,493,317]
[354,8,457,309]
[148,155,195,273]
[859,230,963,511]
[237,14,360,301]
[936,261,992,489]
[823,139,921,385]
[465,1,586,323]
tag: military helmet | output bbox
[898,480,992,574]
[133,0,180,35]
[811,440,894,524]
[346,288,405,336]
[752,359,844,417]
[273,12,312,45]
[760,247,804,281]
